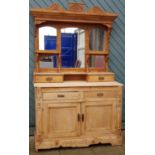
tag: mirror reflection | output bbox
[39,26,57,50]
[89,28,104,51]
[61,27,85,68]
[89,55,105,68]
[39,55,57,68]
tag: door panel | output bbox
[43,103,80,138]
[82,100,116,136]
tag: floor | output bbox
[29,131,125,155]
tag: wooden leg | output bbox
[111,138,123,146]
[35,147,38,152]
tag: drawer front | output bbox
[87,75,114,82]
[43,92,82,101]
[34,75,63,83]
[84,90,117,100]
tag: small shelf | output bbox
[36,50,60,55]
[88,52,108,55]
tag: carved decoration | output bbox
[35,134,122,150]
[48,3,64,11]
[87,6,105,14]
[105,24,113,30]
[35,20,46,25]
[31,2,118,23]
[68,2,84,12]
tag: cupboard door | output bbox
[43,102,81,138]
[82,99,116,136]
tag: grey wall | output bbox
[29,0,125,128]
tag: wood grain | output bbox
[87,74,115,82]
[34,84,123,151]
[34,75,63,83]
[34,81,123,87]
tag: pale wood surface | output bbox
[34,75,63,83]
[34,72,115,83]
[34,72,114,75]
[42,92,82,101]
[43,103,80,138]
[34,85,123,150]
[33,72,115,83]
[34,81,123,87]
[82,100,116,136]
[84,90,117,100]
[87,74,115,82]
[29,131,125,155]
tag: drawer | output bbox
[87,74,114,82]
[84,90,117,100]
[42,92,82,101]
[34,75,63,83]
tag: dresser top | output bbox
[34,81,123,87]
[34,72,114,75]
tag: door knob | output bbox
[81,114,84,122]
[77,113,81,122]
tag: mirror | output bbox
[39,26,57,50]
[61,27,85,68]
[89,28,104,51]
[39,55,57,68]
[89,55,105,68]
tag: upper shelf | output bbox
[30,2,118,26]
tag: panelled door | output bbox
[81,99,117,136]
[42,102,81,138]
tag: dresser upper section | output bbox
[30,2,118,74]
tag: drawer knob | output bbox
[46,77,53,82]
[57,94,64,98]
[98,77,104,80]
[97,93,104,97]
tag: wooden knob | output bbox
[98,77,104,80]
[46,77,53,82]
[97,93,104,97]
[57,94,64,98]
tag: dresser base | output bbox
[34,81,123,151]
